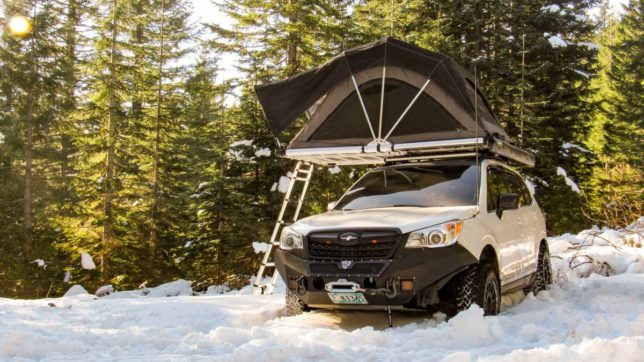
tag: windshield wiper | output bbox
[389,204,424,208]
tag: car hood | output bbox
[291,206,477,235]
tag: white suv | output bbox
[274,158,552,316]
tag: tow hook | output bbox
[364,280,398,299]
[296,276,307,294]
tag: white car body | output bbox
[289,159,546,289]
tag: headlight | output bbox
[279,227,304,250]
[406,221,463,248]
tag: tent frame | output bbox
[282,136,535,167]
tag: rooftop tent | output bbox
[254,37,534,166]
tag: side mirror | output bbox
[327,201,337,211]
[496,192,519,218]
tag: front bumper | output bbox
[274,241,477,309]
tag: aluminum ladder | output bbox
[251,161,314,295]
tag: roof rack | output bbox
[283,137,535,167]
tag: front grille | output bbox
[309,261,387,276]
[308,230,400,259]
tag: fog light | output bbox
[288,278,298,290]
[401,280,414,291]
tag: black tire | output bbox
[528,243,552,295]
[285,289,308,316]
[454,266,477,312]
[452,263,500,316]
[475,263,501,315]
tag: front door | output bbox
[483,166,525,284]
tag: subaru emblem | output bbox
[340,260,353,269]
[338,232,360,245]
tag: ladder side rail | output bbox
[292,164,314,221]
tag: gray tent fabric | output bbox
[254,37,508,149]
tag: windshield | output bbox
[334,164,479,211]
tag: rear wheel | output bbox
[285,289,308,316]
[528,243,552,295]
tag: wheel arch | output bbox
[479,244,500,277]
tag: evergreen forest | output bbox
[0,0,641,298]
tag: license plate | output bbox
[328,292,368,305]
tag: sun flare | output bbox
[8,15,31,36]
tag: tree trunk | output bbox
[102,0,119,278]
[286,0,298,76]
[23,87,34,253]
[150,0,166,267]
[61,0,78,179]
[23,3,38,254]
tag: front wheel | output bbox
[285,289,308,316]
[452,263,501,316]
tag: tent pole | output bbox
[378,66,386,141]
[474,66,480,214]
[383,78,431,140]
[350,75,377,141]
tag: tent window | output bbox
[310,78,460,141]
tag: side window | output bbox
[502,171,533,207]
[487,168,510,212]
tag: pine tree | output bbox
[206,0,356,284]
[0,0,85,296]
[586,1,643,226]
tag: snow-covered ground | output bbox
[1,221,643,361]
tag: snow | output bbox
[63,271,72,282]
[63,284,89,297]
[556,167,581,193]
[525,179,536,196]
[2,223,643,360]
[573,69,591,78]
[80,252,96,270]
[252,241,270,254]
[579,41,600,50]
[31,259,46,269]
[229,140,253,147]
[562,142,591,153]
[228,139,253,159]
[0,132,4,143]
[146,279,193,297]
[328,165,341,174]
[95,285,114,297]
[548,35,567,48]
[277,172,293,193]
[542,4,561,13]
[255,147,271,157]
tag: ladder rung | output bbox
[291,176,309,182]
[272,241,280,245]
[262,262,275,267]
